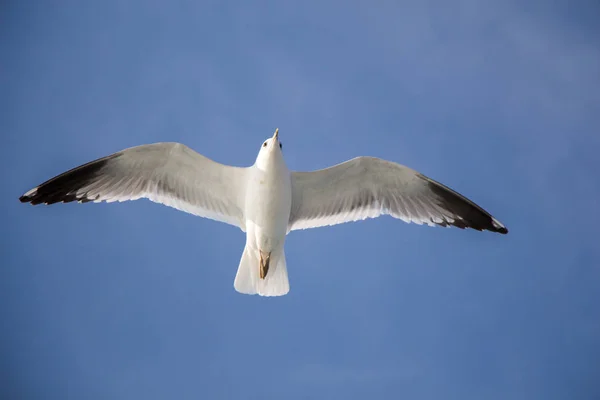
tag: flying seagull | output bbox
[20,129,507,296]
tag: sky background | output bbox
[2,1,599,399]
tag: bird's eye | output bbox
[262,142,267,148]
[279,142,283,149]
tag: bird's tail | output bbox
[234,246,289,296]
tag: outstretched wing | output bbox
[289,156,507,234]
[20,142,249,230]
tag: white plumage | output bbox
[20,129,507,297]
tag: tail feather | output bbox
[234,246,289,297]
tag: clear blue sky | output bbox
[2,1,599,399]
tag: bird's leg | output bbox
[259,250,271,279]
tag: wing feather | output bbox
[20,142,248,230]
[289,156,507,234]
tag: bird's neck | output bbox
[255,153,287,173]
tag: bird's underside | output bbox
[19,134,507,297]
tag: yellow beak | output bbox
[272,128,279,140]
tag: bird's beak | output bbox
[272,128,279,141]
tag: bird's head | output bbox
[255,128,284,170]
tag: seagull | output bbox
[20,129,507,296]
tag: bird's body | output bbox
[20,129,508,296]
[237,132,293,294]
[245,134,291,253]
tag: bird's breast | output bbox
[244,167,292,251]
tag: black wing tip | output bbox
[19,190,87,206]
[445,213,509,235]
[19,189,41,204]
[19,156,114,206]
[495,226,509,235]
[486,217,508,234]
[479,224,508,235]
[423,178,509,235]
[435,217,508,234]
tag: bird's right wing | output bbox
[289,156,507,234]
[20,142,249,231]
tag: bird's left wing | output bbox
[288,156,507,234]
[20,142,249,230]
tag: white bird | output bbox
[20,129,507,296]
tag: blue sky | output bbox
[2,1,599,399]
